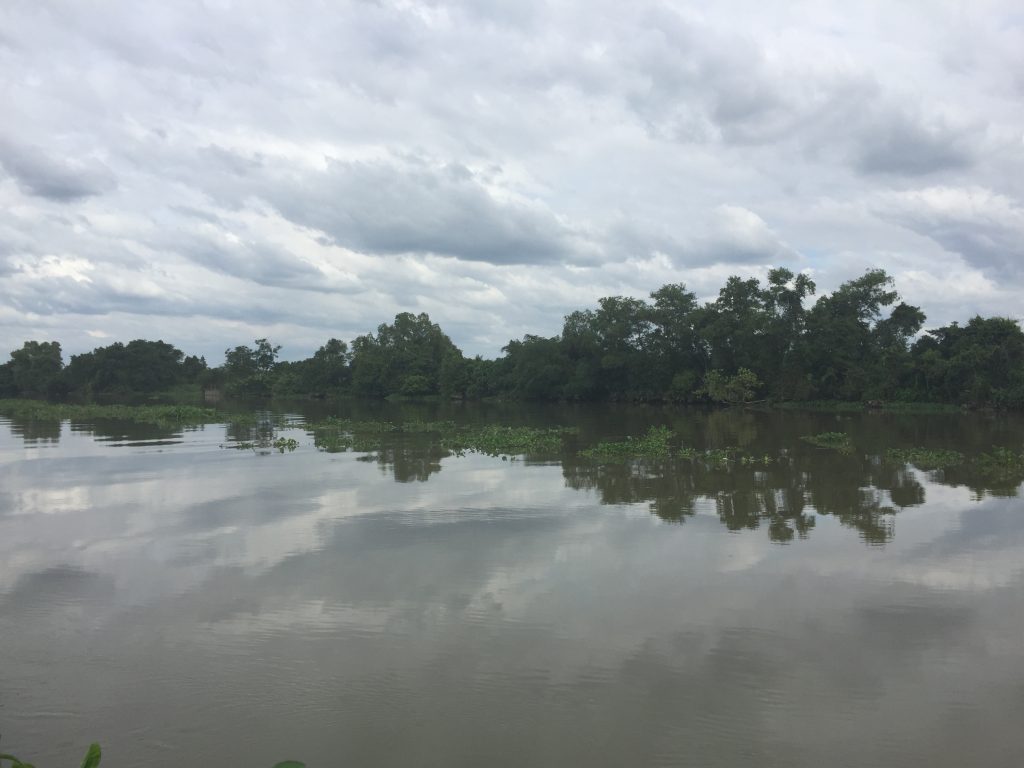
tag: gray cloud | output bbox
[609,206,798,267]
[0,137,116,201]
[853,109,975,176]
[265,157,588,266]
[0,0,1022,357]
[151,229,338,293]
[877,187,1024,278]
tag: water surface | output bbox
[2,403,1023,766]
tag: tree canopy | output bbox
[3,267,1023,408]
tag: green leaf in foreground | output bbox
[79,743,101,768]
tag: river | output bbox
[1,402,1023,766]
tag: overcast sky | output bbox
[2,1,1023,361]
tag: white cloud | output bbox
[0,0,1022,360]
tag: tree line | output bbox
[2,267,1023,408]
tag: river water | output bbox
[1,403,1023,766]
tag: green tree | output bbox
[648,282,704,400]
[700,367,763,404]
[802,269,902,400]
[760,268,816,399]
[498,334,571,400]
[301,338,351,394]
[910,316,1024,406]
[7,341,63,396]
[350,313,461,397]
[698,276,767,375]
[223,338,280,397]
[63,340,197,395]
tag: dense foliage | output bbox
[3,267,1023,408]
[0,339,207,400]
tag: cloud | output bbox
[0,137,116,201]
[877,186,1024,278]
[0,0,1022,357]
[852,105,976,176]
[700,205,799,263]
[263,157,592,266]
[610,205,798,267]
[152,228,334,292]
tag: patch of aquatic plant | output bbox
[313,431,353,452]
[444,425,570,457]
[677,446,774,468]
[303,418,427,453]
[800,432,854,452]
[885,448,965,470]
[702,448,733,467]
[973,447,1024,480]
[0,399,225,426]
[581,426,674,461]
[221,437,299,453]
[305,417,575,458]
[580,428,779,466]
[303,417,456,434]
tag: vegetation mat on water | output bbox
[581,425,675,460]
[974,447,1024,481]
[303,417,459,433]
[884,445,1023,480]
[678,446,775,467]
[800,432,854,452]
[443,425,570,457]
[885,447,965,470]
[578,427,777,467]
[0,399,228,426]
[303,418,575,458]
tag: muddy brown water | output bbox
[1,402,1023,767]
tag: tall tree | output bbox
[6,341,63,396]
[647,283,703,400]
[802,269,902,400]
[223,338,280,397]
[350,313,462,397]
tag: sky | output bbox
[2,0,1023,362]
